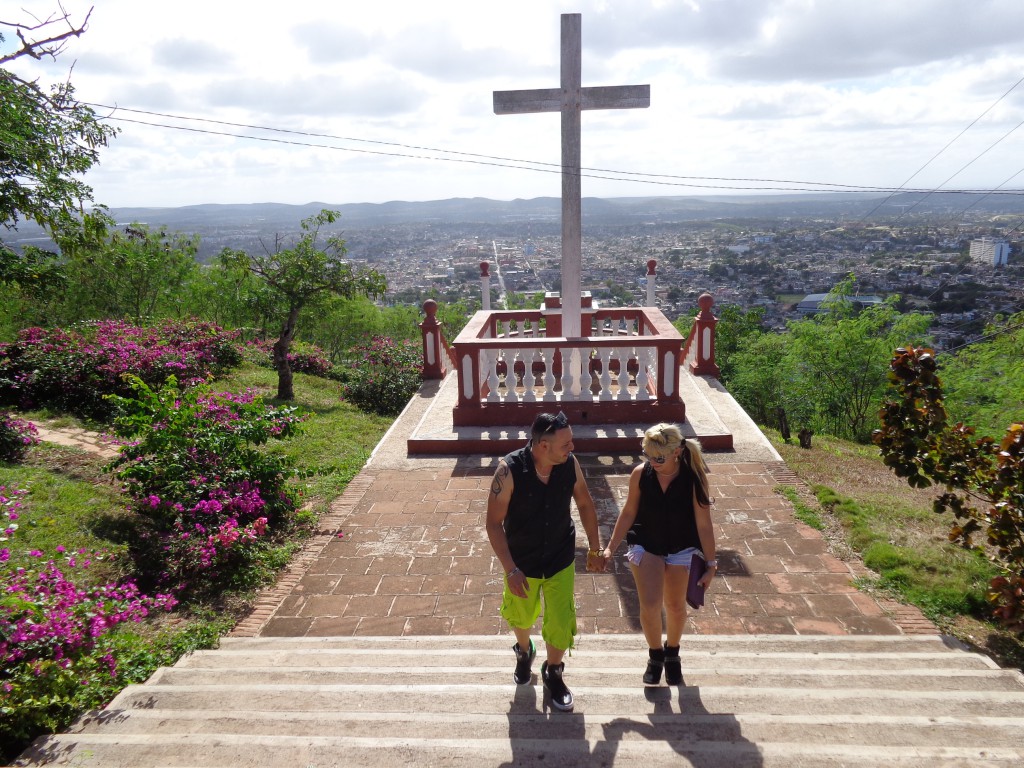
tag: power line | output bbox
[939,316,1024,356]
[89,103,1024,197]
[858,72,1024,222]
[902,115,1024,219]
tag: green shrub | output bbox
[0,412,38,462]
[105,375,309,602]
[340,336,422,416]
[241,339,334,378]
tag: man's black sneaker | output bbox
[541,661,574,711]
[512,640,536,684]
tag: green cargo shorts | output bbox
[500,562,577,651]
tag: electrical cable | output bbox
[858,72,1024,222]
[89,103,1024,197]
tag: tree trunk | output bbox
[776,407,791,441]
[273,305,301,400]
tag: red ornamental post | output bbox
[689,292,721,377]
[420,299,446,380]
[646,259,657,307]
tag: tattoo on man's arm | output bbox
[491,464,509,496]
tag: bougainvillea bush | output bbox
[0,319,242,420]
[339,336,423,416]
[0,411,39,463]
[105,375,308,602]
[1,484,177,751]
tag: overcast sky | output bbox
[6,0,1024,209]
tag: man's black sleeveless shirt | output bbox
[625,462,701,556]
[503,445,577,578]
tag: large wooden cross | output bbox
[494,13,650,338]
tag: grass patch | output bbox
[0,455,129,583]
[212,365,393,514]
[774,485,824,530]
[766,427,1020,669]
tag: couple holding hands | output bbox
[486,412,717,712]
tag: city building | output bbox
[970,237,1010,267]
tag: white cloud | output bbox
[4,0,1024,207]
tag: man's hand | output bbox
[506,568,528,598]
[586,550,607,573]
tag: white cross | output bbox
[494,13,650,338]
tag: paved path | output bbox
[228,378,936,638]
[31,423,120,459]
[232,456,934,638]
[29,400,935,640]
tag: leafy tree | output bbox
[1,6,117,292]
[786,276,931,442]
[939,312,1024,436]
[193,255,285,340]
[60,222,202,323]
[723,277,931,443]
[874,347,1024,633]
[728,332,812,435]
[223,210,387,400]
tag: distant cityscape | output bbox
[6,194,1022,351]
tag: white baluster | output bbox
[598,347,613,401]
[636,346,652,401]
[617,346,631,401]
[542,347,557,401]
[562,347,578,400]
[510,349,524,403]
[523,347,539,403]
[485,349,501,402]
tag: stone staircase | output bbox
[13,635,1024,767]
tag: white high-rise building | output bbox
[969,237,1010,266]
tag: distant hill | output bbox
[7,192,1023,262]
[105,191,1024,229]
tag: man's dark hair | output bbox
[531,411,569,444]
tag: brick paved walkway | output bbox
[28,418,934,638]
[233,456,936,638]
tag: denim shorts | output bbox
[626,543,703,567]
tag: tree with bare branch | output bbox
[221,210,388,400]
[1,4,116,290]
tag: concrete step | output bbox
[86,682,1024,717]
[14,732,1024,768]
[215,633,970,653]
[151,665,1023,691]
[12,634,1024,768]
[66,709,1024,748]
[178,647,997,671]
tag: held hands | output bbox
[586,549,608,573]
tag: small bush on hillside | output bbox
[339,337,422,416]
[0,412,39,462]
[105,375,308,602]
[0,319,241,420]
[241,339,334,378]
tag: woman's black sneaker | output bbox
[643,647,665,685]
[664,644,682,685]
